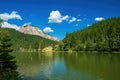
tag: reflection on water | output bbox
[12,52,120,80]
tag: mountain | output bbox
[19,25,57,41]
[5,28,57,51]
[54,17,120,51]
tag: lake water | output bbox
[12,52,120,80]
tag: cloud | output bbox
[62,15,69,21]
[0,11,22,21]
[48,10,82,24]
[23,22,31,26]
[43,27,54,33]
[69,17,77,23]
[0,11,22,30]
[48,10,69,23]
[77,19,82,22]
[68,17,82,24]
[95,17,104,21]
[1,21,20,30]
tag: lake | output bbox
[12,52,120,80]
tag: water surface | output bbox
[12,52,120,80]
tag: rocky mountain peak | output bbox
[19,25,57,41]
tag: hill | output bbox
[19,25,57,41]
[5,28,57,52]
[55,17,120,51]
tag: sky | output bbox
[0,0,120,40]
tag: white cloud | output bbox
[77,19,82,22]
[0,11,22,21]
[62,15,69,21]
[43,27,54,33]
[48,10,83,24]
[48,10,69,23]
[69,17,77,23]
[1,22,20,30]
[0,11,23,30]
[23,22,31,26]
[95,17,104,21]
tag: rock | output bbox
[19,25,57,41]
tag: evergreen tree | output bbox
[39,40,45,50]
[55,17,120,52]
[108,26,120,51]
[5,28,56,51]
[0,28,19,79]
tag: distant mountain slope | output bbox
[56,17,120,51]
[5,28,57,51]
[19,25,57,41]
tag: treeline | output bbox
[5,28,57,52]
[54,17,120,52]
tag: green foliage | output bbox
[53,41,64,51]
[56,17,120,52]
[0,28,19,80]
[39,40,45,50]
[4,28,57,51]
[108,24,120,51]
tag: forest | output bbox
[5,28,57,52]
[54,17,120,52]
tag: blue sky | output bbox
[0,0,120,40]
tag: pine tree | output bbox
[39,40,45,50]
[57,17,120,52]
[108,26,119,51]
[0,27,19,79]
